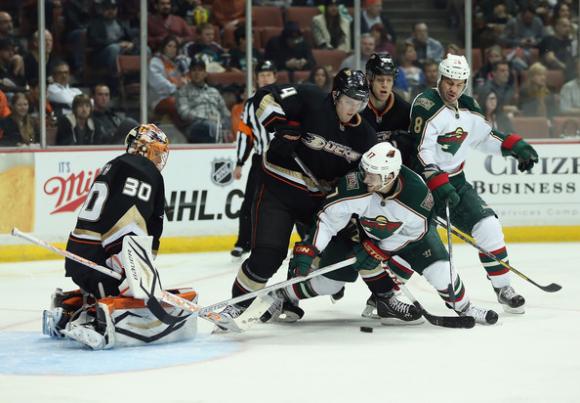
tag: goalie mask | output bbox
[125,124,169,171]
[360,142,402,193]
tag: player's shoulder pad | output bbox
[459,93,484,115]
[397,166,434,217]
[325,171,368,203]
[116,153,163,183]
[411,88,444,117]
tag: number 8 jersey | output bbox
[65,153,165,297]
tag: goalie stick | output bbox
[433,218,562,293]
[292,154,475,329]
[11,228,356,330]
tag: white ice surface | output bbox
[0,243,579,403]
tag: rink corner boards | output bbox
[0,228,578,263]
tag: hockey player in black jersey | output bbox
[218,68,378,324]
[42,124,198,349]
[230,60,278,258]
[361,52,414,164]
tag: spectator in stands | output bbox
[229,26,263,72]
[411,58,438,99]
[340,33,375,70]
[186,23,227,72]
[176,58,231,143]
[0,89,9,118]
[406,22,444,65]
[398,42,424,101]
[312,0,351,52]
[479,60,519,115]
[478,87,514,134]
[92,83,138,144]
[0,38,27,95]
[148,0,195,50]
[27,78,57,129]
[63,0,91,74]
[445,43,461,56]
[545,2,578,36]
[175,0,210,27]
[500,6,544,49]
[0,92,39,146]
[265,21,315,72]
[539,17,576,80]
[473,45,504,89]
[149,35,188,131]
[24,30,59,85]
[307,65,331,91]
[0,11,14,42]
[519,62,557,118]
[360,0,397,43]
[56,93,97,145]
[87,0,137,76]
[559,59,580,116]
[47,61,83,117]
[370,23,396,56]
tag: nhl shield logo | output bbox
[211,158,234,186]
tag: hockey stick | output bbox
[11,228,241,331]
[444,200,456,309]
[433,218,562,293]
[291,154,474,328]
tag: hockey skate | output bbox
[230,246,250,259]
[376,292,424,325]
[456,302,499,325]
[494,285,525,314]
[361,294,378,319]
[260,290,304,323]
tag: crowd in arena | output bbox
[0,0,578,147]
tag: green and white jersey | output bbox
[312,166,434,254]
[409,88,509,175]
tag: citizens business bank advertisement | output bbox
[463,141,580,226]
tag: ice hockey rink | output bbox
[1,242,579,403]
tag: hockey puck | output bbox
[360,326,373,333]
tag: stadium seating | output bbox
[510,116,551,139]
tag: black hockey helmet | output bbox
[255,59,277,74]
[332,68,369,103]
[366,52,397,79]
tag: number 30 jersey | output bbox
[66,153,165,271]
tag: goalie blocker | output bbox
[44,288,198,350]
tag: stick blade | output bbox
[540,283,562,293]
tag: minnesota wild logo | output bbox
[437,127,468,155]
[359,216,402,239]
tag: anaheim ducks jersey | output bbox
[408,88,509,176]
[254,83,377,203]
[311,166,434,254]
[66,153,165,265]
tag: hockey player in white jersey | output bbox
[266,142,498,325]
[405,54,539,314]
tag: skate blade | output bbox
[501,304,525,314]
[380,317,425,326]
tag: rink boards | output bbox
[0,140,579,261]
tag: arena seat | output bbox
[551,116,580,138]
[312,49,348,74]
[510,116,551,139]
[286,7,321,31]
[207,72,246,87]
[253,6,283,27]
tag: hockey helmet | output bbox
[125,124,169,171]
[359,142,402,192]
[366,52,398,79]
[332,68,369,105]
[438,54,470,82]
[255,59,277,74]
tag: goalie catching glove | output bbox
[422,165,460,208]
[353,239,391,271]
[501,134,538,172]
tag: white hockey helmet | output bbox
[125,123,170,171]
[360,142,402,191]
[438,54,471,81]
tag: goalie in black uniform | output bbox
[42,124,197,349]
[218,69,379,323]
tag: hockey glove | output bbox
[501,134,539,172]
[423,166,460,209]
[289,242,319,277]
[352,239,391,271]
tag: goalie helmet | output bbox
[360,142,402,191]
[125,123,169,171]
[332,68,369,104]
[366,52,397,79]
